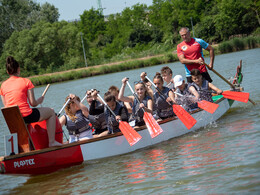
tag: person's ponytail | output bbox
[6,56,19,75]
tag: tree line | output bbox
[0,0,259,80]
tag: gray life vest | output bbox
[154,87,174,118]
[65,110,91,135]
[88,113,107,133]
[191,79,213,102]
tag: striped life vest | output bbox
[65,110,91,135]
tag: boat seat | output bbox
[1,105,35,153]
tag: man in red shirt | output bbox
[177,27,215,83]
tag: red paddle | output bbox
[119,121,142,146]
[143,112,163,138]
[204,63,255,105]
[197,100,219,114]
[222,91,249,103]
[97,94,142,146]
[172,104,197,129]
[145,76,197,130]
[174,91,219,114]
[126,81,163,138]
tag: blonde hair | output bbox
[64,95,80,122]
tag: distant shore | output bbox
[1,36,259,87]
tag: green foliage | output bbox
[79,8,106,42]
[0,0,59,54]
[0,21,84,76]
[218,36,260,53]
[0,0,259,81]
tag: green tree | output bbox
[214,0,247,40]
[0,0,59,54]
[0,21,83,76]
[79,8,106,42]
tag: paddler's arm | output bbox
[74,98,89,118]
[1,95,6,106]
[118,77,134,103]
[188,86,200,102]
[28,88,44,107]
[178,54,204,65]
[208,83,222,95]
[168,90,176,104]
[59,115,66,127]
[140,99,153,114]
[204,45,215,70]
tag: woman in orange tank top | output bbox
[0,56,62,147]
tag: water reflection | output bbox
[124,149,168,184]
[227,119,254,132]
[10,164,91,194]
[178,130,228,174]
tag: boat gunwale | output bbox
[1,96,225,161]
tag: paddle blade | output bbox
[119,121,142,146]
[222,91,249,103]
[143,112,163,138]
[172,105,197,130]
[197,100,219,114]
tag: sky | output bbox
[35,0,154,21]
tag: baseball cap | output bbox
[173,75,184,88]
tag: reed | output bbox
[218,36,259,53]
[232,38,245,51]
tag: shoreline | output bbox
[1,40,259,87]
[28,53,175,86]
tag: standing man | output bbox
[176,27,214,83]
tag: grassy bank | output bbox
[30,53,179,86]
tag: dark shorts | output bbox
[187,72,213,83]
[23,108,40,124]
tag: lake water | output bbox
[0,48,260,194]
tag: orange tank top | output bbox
[0,76,34,117]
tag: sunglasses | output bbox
[134,80,144,85]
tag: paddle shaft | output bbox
[57,98,71,141]
[42,84,50,97]
[81,93,88,103]
[166,81,173,88]
[57,98,71,117]
[205,64,234,88]
[205,64,256,105]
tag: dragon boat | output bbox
[0,62,248,175]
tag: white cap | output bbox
[173,75,184,88]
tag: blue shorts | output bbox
[23,108,40,124]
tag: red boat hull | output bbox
[1,145,83,175]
